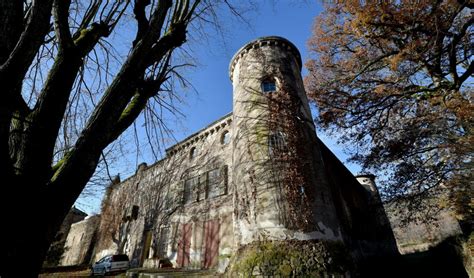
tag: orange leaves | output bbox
[304,0,473,219]
[374,84,386,95]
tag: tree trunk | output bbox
[1,143,100,277]
[2,179,69,277]
[0,0,195,276]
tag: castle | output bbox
[62,37,399,273]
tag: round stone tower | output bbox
[229,36,342,245]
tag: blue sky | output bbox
[76,1,361,214]
[176,1,360,171]
[180,1,323,131]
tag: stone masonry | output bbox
[85,37,399,272]
[61,215,100,266]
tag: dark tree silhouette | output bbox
[0,0,244,275]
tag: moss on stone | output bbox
[227,239,353,277]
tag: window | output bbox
[268,131,288,156]
[261,80,276,93]
[207,169,221,199]
[189,147,197,160]
[197,175,207,201]
[157,227,170,257]
[299,185,305,195]
[206,166,228,199]
[131,205,139,219]
[221,131,230,145]
[122,205,140,221]
[164,192,174,210]
[183,177,198,204]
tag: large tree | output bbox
[305,0,473,227]
[0,0,241,275]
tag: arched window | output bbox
[221,130,230,145]
[261,78,276,93]
[189,147,197,160]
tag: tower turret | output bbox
[230,36,342,245]
[356,174,378,196]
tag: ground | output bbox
[39,267,215,277]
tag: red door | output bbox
[177,223,192,267]
[203,220,220,269]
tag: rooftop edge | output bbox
[228,36,302,82]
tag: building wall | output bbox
[94,115,235,269]
[318,140,398,259]
[230,37,342,244]
[61,215,100,266]
[89,36,400,272]
[43,207,87,267]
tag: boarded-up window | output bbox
[207,169,220,199]
[221,131,230,145]
[157,227,170,258]
[197,174,207,201]
[220,165,228,195]
[189,147,197,159]
[173,184,183,205]
[164,191,174,210]
[207,165,228,199]
[184,177,198,204]
[141,230,153,261]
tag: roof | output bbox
[165,112,232,155]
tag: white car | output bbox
[91,254,130,275]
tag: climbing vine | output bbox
[267,80,316,230]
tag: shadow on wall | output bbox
[93,117,235,270]
[357,235,469,278]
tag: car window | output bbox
[112,254,130,261]
[97,255,110,264]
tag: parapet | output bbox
[228,36,302,82]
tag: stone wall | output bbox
[43,207,87,267]
[385,199,462,254]
[61,215,100,266]
[93,115,235,270]
[229,239,352,277]
[230,36,342,245]
[87,36,401,274]
[317,138,399,260]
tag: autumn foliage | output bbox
[267,82,315,230]
[305,0,473,224]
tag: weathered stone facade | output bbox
[88,37,398,272]
[94,114,235,270]
[61,215,100,266]
[43,207,87,267]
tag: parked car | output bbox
[91,254,130,275]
